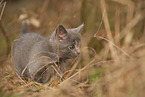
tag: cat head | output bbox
[50,24,84,59]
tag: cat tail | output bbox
[22,21,28,34]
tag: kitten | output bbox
[13,22,84,83]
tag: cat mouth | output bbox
[70,53,81,58]
[59,54,78,59]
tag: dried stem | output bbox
[66,55,80,78]
[0,1,6,21]
[100,0,118,59]
[68,47,96,80]
[15,72,29,88]
[0,1,10,60]
[0,22,11,58]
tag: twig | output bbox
[15,72,29,87]
[68,47,96,79]
[0,1,10,59]
[32,60,56,79]
[95,36,130,57]
[94,10,105,37]
[0,22,11,58]
[57,26,60,65]
[21,64,29,76]
[36,66,52,82]
[66,55,80,77]
[21,54,59,77]
[68,56,95,79]
[10,41,15,76]
[93,2,130,57]
[0,1,6,21]
[29,55,63,82]
[0,0,10,64]
[121,11,145,39]
[51,65,63,80]
[101,0,118,59]
[0,0,4,5]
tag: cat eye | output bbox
[69,45,75,50]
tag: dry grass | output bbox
[0,0,145,97]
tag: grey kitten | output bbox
[13,22,84,83]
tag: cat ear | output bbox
[77,23,84,33]
[73,23,84,33]
[56,24,68,41]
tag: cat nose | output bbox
[76,47,80,55]
[77,52,80,55]
[77,50,80,55]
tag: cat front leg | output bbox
[28,52,63,83]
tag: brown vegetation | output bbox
[0,0,145,97]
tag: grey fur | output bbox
[13,23,84,83]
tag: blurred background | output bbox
[0,0,145,97]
